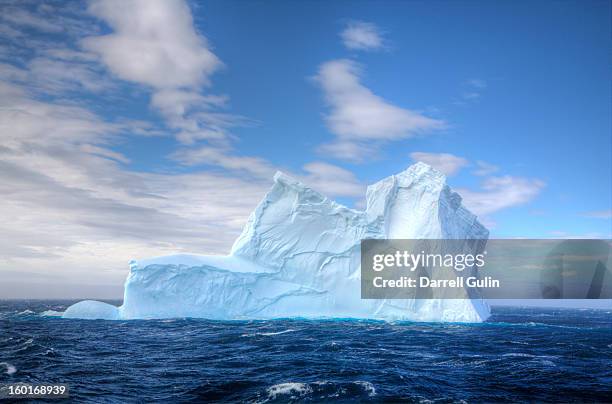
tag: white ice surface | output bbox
[64,163,490,322]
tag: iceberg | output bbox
[63,162,490,322]
[63,300,120,320]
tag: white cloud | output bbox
[151,89,229,117]
[473,160,499,176]
[0,1,551,298]
[340,21,384,51]
[172,146,365,198]
[410,152,468,176]
[582,210,612,219]
[0,55,113,96]
[408,152,544,219]
[83,0,247,147]
[457,176,545,216]
[27,57,113,93]
[317,60,442,140]
[299,162,364,198]
[0,83,271,294]
[0,82,120,150]
[0,5,111,96]
[317,141,375,164]
[0,94,364,291]
[316,59,444,161]
[172,146,276,179]
[0,1,370,298]
[40,47,99,62]
[0,3,103,46]
[150,89,248,145]
[1,8,63,33]
[0,0,267,292]
[82,0,221,89]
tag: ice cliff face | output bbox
[63,162,490,322]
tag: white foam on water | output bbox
[0,362,16,375]
[355,381,376,396]
[242,329,296,337]
[267,382,312,399]
[502,353,535,358]
[509,340,529,345]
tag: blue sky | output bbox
[0,0,610,297]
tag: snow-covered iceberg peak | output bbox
[63,162,490,322]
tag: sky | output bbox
[0,0,610,299]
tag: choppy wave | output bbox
[40,310,63,317]
[256,380,376,403]
[266,382,312,400]
[0,301,610,402]
[241,329,296,337]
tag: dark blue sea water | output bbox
[1,301,611,403]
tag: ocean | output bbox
[1,301,611,403]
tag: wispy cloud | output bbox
[1,7,63,33]
[172,146,364,198]
[0,57,113,96]
[0,2,102,46]
[455,78,488,105]
[316,59,444,162]
[150,89,250,145]
[410,152,468,176]
[458,176,545,216]
[0,9,370,291]
[0,81,272,288]
[299,161,364,198]
[472,160,499,176]
[28,57,114,93]
[0,0,270,292]
[0,1,556,296]
[340,21,384,51]
[467,79,487,89]
[548,231,608,239]
[409,152,544,218]
[581,210,612,219]
[172,146,276,179]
